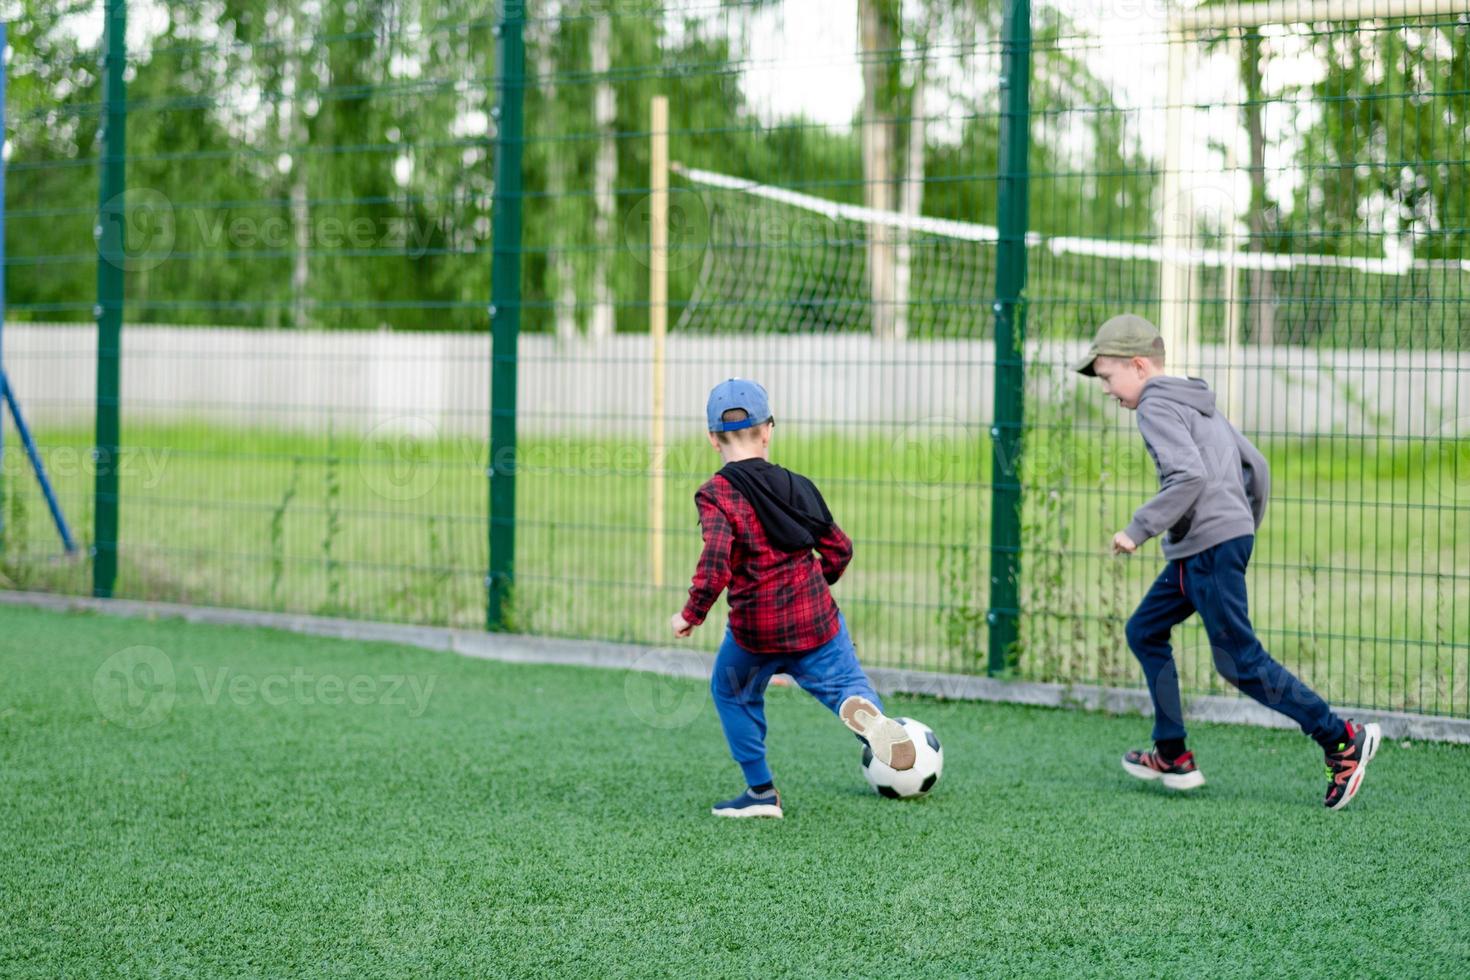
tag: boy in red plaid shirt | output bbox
[670,379,914,819]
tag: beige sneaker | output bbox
[839,695,916,771]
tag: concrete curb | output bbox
[3,589,1467,744]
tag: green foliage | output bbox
[419,513,453,623]
[934,509,985,665]
[1294,18,1469,262]
[268,455,301,608]
[0,468,30,588]
[5,0,1158,335]
[320,429,343,614]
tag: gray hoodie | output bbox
[1124,376,1270,560]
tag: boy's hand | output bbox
[670,613,695,638]
[1112,531,1138,555]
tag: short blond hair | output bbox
[713,408,771,446]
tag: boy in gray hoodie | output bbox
[1075,314,1380,810]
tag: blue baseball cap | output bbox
[706,378,773,432]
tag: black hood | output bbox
[716,459,834,553]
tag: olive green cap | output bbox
[1072,314,1166,376]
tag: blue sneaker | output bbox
[711,788,783,819]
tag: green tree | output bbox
[4,1,105,320]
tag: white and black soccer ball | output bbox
[861,717,943,799]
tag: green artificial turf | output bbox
[1,603,1467,977]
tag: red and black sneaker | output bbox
[1121,747,1206,791]
[1324,720,1381,811]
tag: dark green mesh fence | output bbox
[1,1,1465,719]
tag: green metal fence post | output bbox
[487,1,526,631]
[987,0,1031,675]
[93,0,127,598]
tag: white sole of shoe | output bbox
[1121,758,1206,791]
[839,696,916,771]
[711,804,783,819]
[1328,722,1382,811]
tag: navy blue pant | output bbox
[1126,535,1342,744]
[711,613,881,788]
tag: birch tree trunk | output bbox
[283,20,312,330]
[860,0,898,339]
[531,6,579,340]
[895,52,927,340]
[1242,31,1276,346]
[589,15,617,338]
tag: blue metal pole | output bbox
[0,20,78,557]
[1,21,8,544]
[1,376,77,553]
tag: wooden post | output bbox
[650,95,669,589]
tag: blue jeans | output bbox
[711,613,881,788]
[1126,535,1343,744]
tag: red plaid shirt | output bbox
[680,471,853,654]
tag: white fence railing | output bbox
[5,323,1466,439]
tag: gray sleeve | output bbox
[1233,426,1271,528]
[1123,402,1207,546]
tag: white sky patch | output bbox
[235,78,262,118]
[63,0,170,54]
[737,0,1177,139]
[739,0,863,128]
[63,7,103,50]
[452,109,489,140]
[389,51,421,79]
[36,0,1389,250]
[728,0,1325,220]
